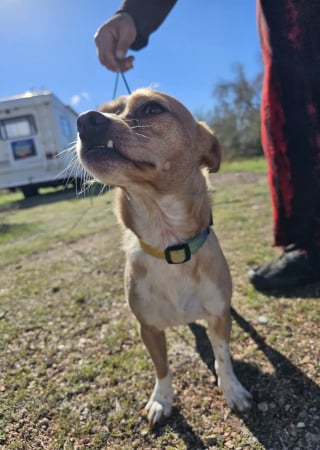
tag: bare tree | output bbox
[208,63,263,159]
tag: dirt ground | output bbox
[0,172,319,449]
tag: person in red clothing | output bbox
[94,0,320,293]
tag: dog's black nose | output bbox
[77,111,111,143]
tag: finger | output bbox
[94,29,119,71]
[116,55,135,72]
[115,35,132,61]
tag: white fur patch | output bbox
[143,372,173,426]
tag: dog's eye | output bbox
[141,102,166,116]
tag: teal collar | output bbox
[138,219,212,264]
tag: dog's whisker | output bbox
[131,132,150,139]
[124,119,153,128]
[51,143,85,189]
[128,122,152,128]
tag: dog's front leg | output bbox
[140,324,173,427]
[207,310,252,411]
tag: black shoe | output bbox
[248,247,320,292]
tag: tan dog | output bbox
[76,88,252,427]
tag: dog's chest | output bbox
[127,255,225,330]
[136,267,205,328]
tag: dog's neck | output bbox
[116,174,212,248]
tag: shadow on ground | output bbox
[151,310,319,449]
[231,308,320,449]
[259,282,320,299]
[0,187,79,212]
[0,183,110,213]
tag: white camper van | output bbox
[0,91,82,197]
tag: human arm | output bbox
[94,0,177,71]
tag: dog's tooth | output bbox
[107,139,114,149]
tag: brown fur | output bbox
[77,88,252,427]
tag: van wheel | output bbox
[21,185,39,198]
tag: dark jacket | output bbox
[117,0,177,50]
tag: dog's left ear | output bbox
[197,121,221,173]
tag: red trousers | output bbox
[257,0,320,249]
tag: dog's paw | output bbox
[142,373,173,428]
[221,378,252,412]
[142,398,172,428]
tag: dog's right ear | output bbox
[197,121,221,173]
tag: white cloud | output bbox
[70,92,91,106]
[81,91,91,100]
[148,82,160,90]
[70,94,81,106]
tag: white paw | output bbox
[142,373,173,427]
[221,377,252,411]
[143,398,172,427]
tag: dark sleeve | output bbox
[117,0,177,50]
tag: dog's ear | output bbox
[197,121,221,173]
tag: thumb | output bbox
[115,38,131,61]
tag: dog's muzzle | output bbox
[77,111,111,147]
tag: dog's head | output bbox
[77,88,221,192]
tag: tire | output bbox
[21,185,39,198]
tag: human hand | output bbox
[94,13,137,72]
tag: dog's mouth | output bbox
[82,139,155,170]
[84,139,121,157]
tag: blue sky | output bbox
[0,0,260,115]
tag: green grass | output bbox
[0,160,319,450]
[0,188,116,266]
[220,156,266,174]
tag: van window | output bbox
[60,116,72,138]
[0,115,37,140]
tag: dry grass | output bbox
[0,163,319,450]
